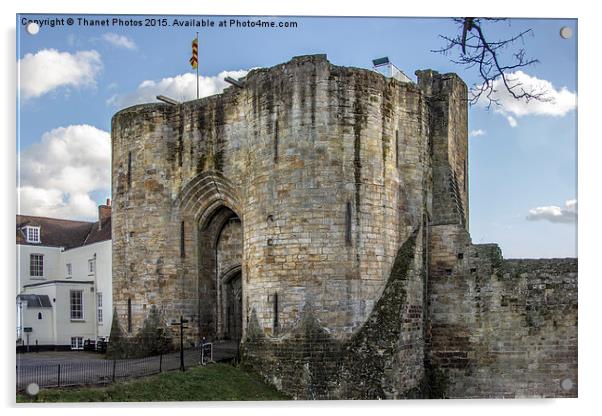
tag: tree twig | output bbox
[433,18,549,106]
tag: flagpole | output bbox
[196,32,199,100]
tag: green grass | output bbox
[17,363,289,402]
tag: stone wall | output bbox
[417,70,468,229]
[427,224,578,398]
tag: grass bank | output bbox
[17,363,288,402]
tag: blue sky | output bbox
[16,14,577,258]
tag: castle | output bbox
[110,54,577,399]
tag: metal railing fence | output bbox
[16,348,205,392]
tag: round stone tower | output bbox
[111,54,469,398]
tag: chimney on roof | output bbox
[98,198,112,230]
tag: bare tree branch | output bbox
[433,18,550,107]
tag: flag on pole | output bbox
[189,37,198,69]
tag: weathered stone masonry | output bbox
[111,54,577,399]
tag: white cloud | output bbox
[18,49,102,100]
[102,33,136,50]
[506,115,517,128]
[469,129,486,137]
[526,199,577,224]
[18,187,99,220]
[18,124,110,220]
[108,69,250,108]
[474,71,577,126]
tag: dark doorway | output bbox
[224,270,242,342]
[197,206,243,343]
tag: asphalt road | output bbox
[16,340,239,391]
[17,351,105,366]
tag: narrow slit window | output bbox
[273,292,279,334]
[345,201,352,246]
[274,125,279,163]
[395,130,399,167]
[127,298,132,333]
[127,151,132,187]
[464,159,468,192]
[180,221,185,258]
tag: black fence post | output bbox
[112,359,116,382]
[159,354,163,373]
[180,315,185,372]
[57,364,61,388]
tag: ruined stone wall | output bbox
[417,70,468,229]
[427,225,578,398]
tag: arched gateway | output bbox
[174,172,244,343]
[197,205,243,342]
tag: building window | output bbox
[30,254,44,278]
[180,221,185,258]
[127,151,132,187]
[97,292,103,324]
[395,130,399,167]
[66,263,72,278]
[273,292,279,334]
[25,226,40,243]
[464,159,468,192]
[70,290,84,320]
[345,202,352,246]
[88,258,96,274]
[127,298,132,333]
[70,337,84,350]
[274,124,279,163]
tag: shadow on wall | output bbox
[241,229,441,400]
[106,305,174,359]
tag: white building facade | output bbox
[16,201,112,350]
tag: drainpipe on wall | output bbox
[93,253,98,343]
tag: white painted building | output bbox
[16,201,112,350]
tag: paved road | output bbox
[17,351,105,366]
[16,341,239,391]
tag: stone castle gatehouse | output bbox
[111,55,577,399]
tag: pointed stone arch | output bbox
[174,170,242,223]
[173,171,244,342]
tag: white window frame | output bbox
[88,258,96,275]
[29,254,44,278]
[70,290,84,321]
[97,292,103,325]
[25,226,40,243]
[66,263,72,278]
[70,337,84,350]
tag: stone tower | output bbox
[111,55,577,399]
